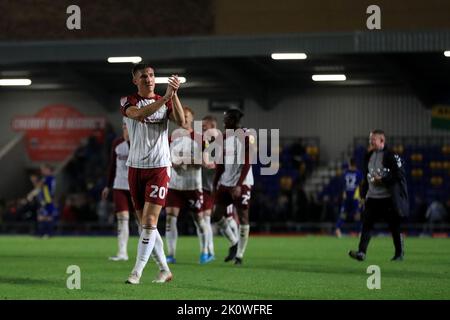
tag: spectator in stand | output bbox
[422,199,448,235]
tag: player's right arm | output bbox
[124,84,174,122]
[26,187,40,202]
[26,175,43,202]
[125,98,170,122]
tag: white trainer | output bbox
[152,270,173,283]
[109,255,129,261]
[125,270,141,284]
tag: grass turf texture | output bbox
[0,235,449,299]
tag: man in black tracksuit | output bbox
[349,129,409,261]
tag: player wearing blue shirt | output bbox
[335,158,363,238]
[33,164,57,237]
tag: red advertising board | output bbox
[12,104,106,161]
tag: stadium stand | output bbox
[1,132,449,235]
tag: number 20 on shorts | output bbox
[149,185,167,199]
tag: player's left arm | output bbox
[168,75,185,127]
[26,182,42,202]
[232,135,255,198]
[236,134,256,186]
[381,151,401,187]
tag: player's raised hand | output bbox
[163,82,175,100]
[168,75,180,92]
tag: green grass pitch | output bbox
[0,235,449,299]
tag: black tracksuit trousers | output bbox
[358,197,404,256]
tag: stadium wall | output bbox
[0,90,117,150]
[0,90,115,199]
[215,0,450,34]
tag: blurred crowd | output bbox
[1,130,450,234]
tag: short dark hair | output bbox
[371,129,385,136]
[224,107,244,120]
[131,64,154,77]
[349,157,356,167]
[202,115,217,123]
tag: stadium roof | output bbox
[1,31,450,109]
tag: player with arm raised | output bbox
[120,64,185,284]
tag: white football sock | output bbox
[204,215,215,255]
[117,217,129,257]
[226,215,240,240]
[236,224,250,259]
[151,229,170,272]
[218,217,238,246]
[165,215,178,257]
[132,226,157,276]
[193,218,203,253]
[198,218,208,254]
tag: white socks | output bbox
[132,226,157,276]
[165,215,178,257]
[117,217,129,257]
[193,218,208,254]
[204,215,214,256]
[135,221,170,272]
[236,224,250,259]
[226,216,239,240]
[218,217,238,246]
[151,229,170,272]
